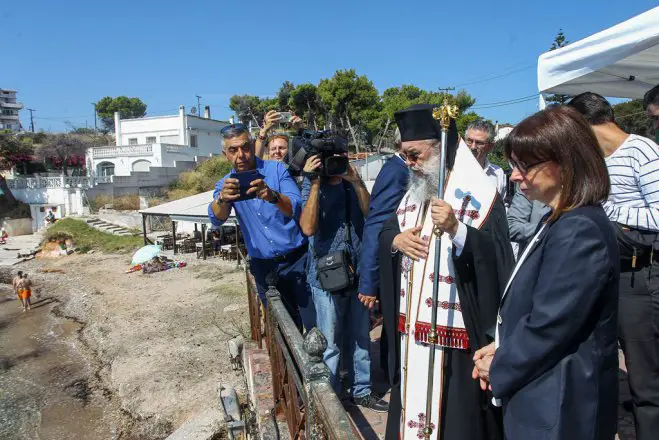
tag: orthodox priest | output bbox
[379,104,514,440]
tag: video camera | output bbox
[286,130,350,177]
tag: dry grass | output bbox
[89,194,141,212]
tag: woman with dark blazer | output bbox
[472,106,620,440]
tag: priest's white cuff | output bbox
[452,222,468,257]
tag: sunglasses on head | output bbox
[220,123,248,135]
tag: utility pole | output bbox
[196,95,202,117]
[92,102,97,132]
[437,87,455,94]
[27,108,35,132]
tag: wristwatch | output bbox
[268,190,281,204]
[258,132,267,141]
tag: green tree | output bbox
[545,30,571,105]
[614,99,653,138]
[289,83,324,130]
[95,96,147,132]
[277,81,296,110]
[317,69,381,148]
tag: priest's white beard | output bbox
[407,152,441,202]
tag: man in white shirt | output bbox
[464,120,507,202]
[570,91,659,440]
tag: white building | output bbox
[88,105,229,178]
[0,88,24,131]
[495,123,515,142]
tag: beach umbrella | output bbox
[132,245,161,265]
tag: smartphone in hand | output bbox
[278,112,292,123]
[229,170,265,201]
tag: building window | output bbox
[98,162,115,176]
[190,134,198,148]
[146,136,156,144]
[128,138,138,145]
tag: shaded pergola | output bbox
[139,190,239,260]
[538,6,659,106]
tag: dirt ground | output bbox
[0,252,249,440]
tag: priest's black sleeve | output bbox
[452,197,515,350]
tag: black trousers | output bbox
[618,262,659,440]
[250,246,316,332]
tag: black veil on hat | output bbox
[394,104,459,169]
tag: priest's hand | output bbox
[392,226,428,261]
[430,197,459,237]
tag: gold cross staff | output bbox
[432,99,459,130]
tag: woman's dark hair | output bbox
[504,105,609,222]
[567,92,615,125]
[644,84,659,109]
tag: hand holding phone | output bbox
[229,170,266,201]
[278,112,292,123]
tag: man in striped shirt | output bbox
[570,92,659,440]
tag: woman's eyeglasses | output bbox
[508,158,549,174]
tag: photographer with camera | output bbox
[299,140,388,412]
[208,124,315,331]
[255,110,304,161]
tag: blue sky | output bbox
[3,0,657,132]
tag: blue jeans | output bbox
[311,286,371,398]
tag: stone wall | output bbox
[2,218,33,236]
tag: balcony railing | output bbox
[91,144,153,158]
[7,176,109,189]
[0,102,23,109]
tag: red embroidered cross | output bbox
[396,204,417,216]
[400,288,406,297]
[428,273,454,284]
[407,413,434,439]
[425,298,462,311]
[453,209,480,220]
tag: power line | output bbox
[471,94,539,109]
[454,63,535,88]
[615,110,649,120]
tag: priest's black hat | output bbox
[394,103,460,169]
[394,104,441,142]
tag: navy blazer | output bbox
[358,155,409,296]
[490,205,619,440]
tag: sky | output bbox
[3,0,657,133]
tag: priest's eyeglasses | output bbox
[508,158,549,174]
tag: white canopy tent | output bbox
[538,6,659,107]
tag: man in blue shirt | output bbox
[299,153,388,413]
[208,124,315,331]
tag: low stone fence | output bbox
[2,218,33,236]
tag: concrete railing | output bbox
[7,176,106,189]
[90,144,153,158]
